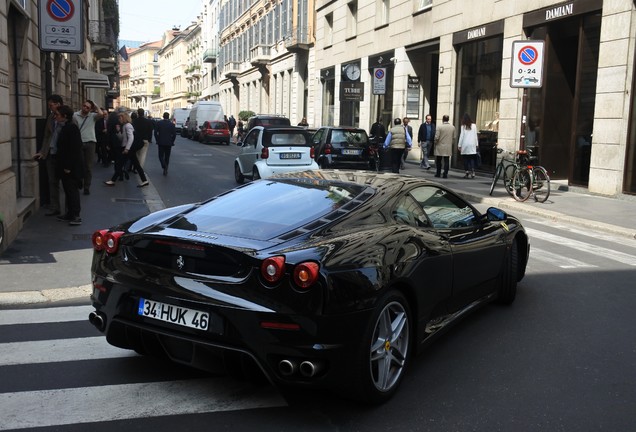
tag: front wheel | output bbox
[512,167,533,202]
[489,163,503,195]
[532,166,551,203]
[350,290,411,404]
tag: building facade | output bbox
[127,41,161,116]
[0,0,117,253]
[313,0,636,197]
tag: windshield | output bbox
[264,130,311,147]
[169,180,369,240]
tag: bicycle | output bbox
[489,147,551,202]
[489,147,517,196]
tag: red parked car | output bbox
[200,120,231,145]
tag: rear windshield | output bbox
[264,130,311,147]
[254,118,291,127]
[208,122,227,129]
[169,180,368,240]
[331,129,369,144]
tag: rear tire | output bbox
[252,167,261,180]
[512,167,533,202]
[234,162,244,184]
[350,290,411,404]
[532,166,550,203]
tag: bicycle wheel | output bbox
[503,163,516,196]
[532,166,551,203]
[489,163,503,195]
[511,167,533,202]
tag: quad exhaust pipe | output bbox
[88,311,106,331]
[278,359,323,378]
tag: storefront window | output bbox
[455,35,502,171]
[321,67,335,126]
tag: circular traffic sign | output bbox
[47,0,75,22]
[518,45,539,66]
[375,69,385,79]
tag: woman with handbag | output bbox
[104,112,148,187]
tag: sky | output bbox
[118,0,203,43]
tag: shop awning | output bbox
[78,69,110,89]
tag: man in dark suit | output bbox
[417,114,436,169]
[154,112,177,175]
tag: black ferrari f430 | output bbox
[90,170,529,403]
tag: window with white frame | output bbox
[325,13,333,47]
[376,0,389,26]
[347,1,358,39]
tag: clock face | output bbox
[346,64,361,81]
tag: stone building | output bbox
[0,0,118,253]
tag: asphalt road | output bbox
[1,135,635,430]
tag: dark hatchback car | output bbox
[89,170,529,403]
[199,120,231,145]
[312,126,374,170]
[246,114,291,131]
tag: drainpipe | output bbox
[12,18,22,197]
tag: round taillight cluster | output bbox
[92,230,124,254]
[260,256,320,289]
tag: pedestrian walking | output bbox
[369,116,386,144]
[133,108,154,169]
[228,115,237,137]
[73,99,103,195]
[105,112,138,186]
[383,118,412,174]
[34,94,64,216]
[54,105,84,226]
[457,113,479,178]
[401,117,413,169]
[417,114,435,170]
[95,109,110,167]
[433,115,456,178]
[154,111,176,175]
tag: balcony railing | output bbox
[203,48,217,63]
[284,25,313,52]
[223,61,241,78]
[250,44,271,66]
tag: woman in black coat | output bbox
[55,105,84,225]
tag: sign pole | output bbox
[520,88,527,151]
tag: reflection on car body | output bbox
[89,170,529,404]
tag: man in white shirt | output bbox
[73,100,103,195]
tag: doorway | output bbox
[527,13,600,185]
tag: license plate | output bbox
[138,298,209,331]
[342,149,361,155]
[280,153,301,159]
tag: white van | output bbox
[170,108,191,132]
[186,101,225,141]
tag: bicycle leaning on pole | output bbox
[489,145,551,203]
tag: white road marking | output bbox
[526,228,636,266]
[524,218,636,248]
[0,305,94,326]
[0,337,136,366]
[529,247,596,269]
[0,378,286,430]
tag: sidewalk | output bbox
[1,163,635,305]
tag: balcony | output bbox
[223,61,241,79]
[88,20,117,59]
[284,25,313,52]
[250,44,271,67]
[203,48,217,63]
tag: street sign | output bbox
[373,68,386,95]
[510,40,544,88]
[340,82,364,102]
[38,0,84,53]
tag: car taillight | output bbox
[261,147,269,159]
[261,256,285,283]
[310,146,315,159]
[293,262,320,289]
[92,229,109,251]
[325,143,332,155]
[92,230,124,254]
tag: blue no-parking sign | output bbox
[510,40,544,88]
[38,0,84,53]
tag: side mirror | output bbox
[486,207,507,221]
